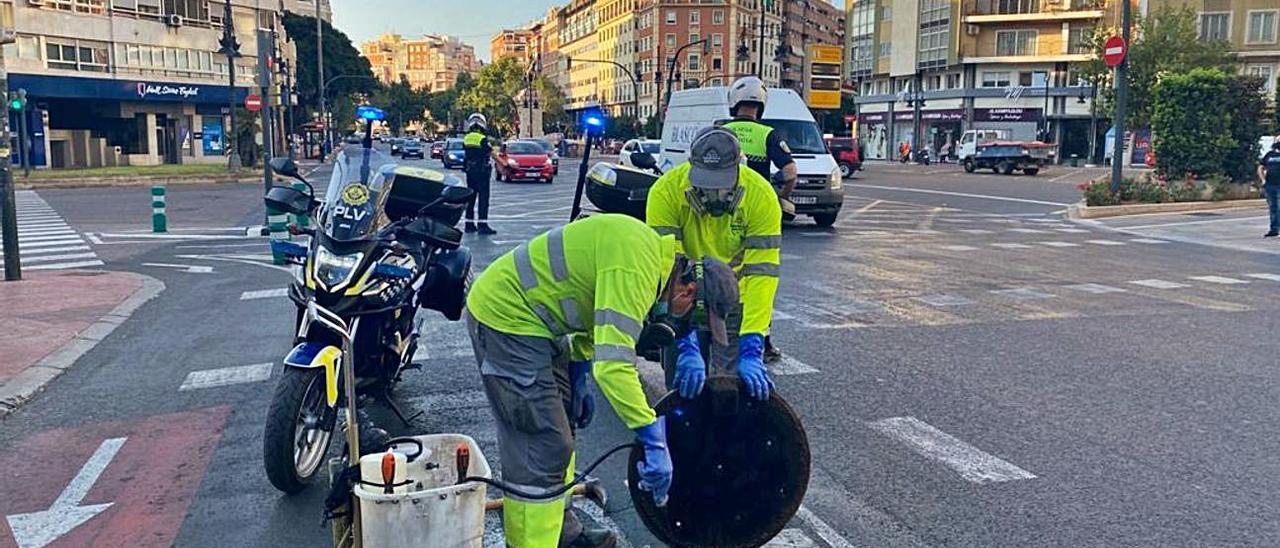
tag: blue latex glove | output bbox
[673,330,706,399]
[737,334,775,401]
[633,416,672,506]
[568,360,595,429]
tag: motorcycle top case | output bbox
[586,163,659,221]
[384,166,468,224]
[628,376,810,548]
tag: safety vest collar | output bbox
[656,234,678,296]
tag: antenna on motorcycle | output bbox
[570,105,608,221]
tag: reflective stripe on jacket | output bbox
[467,213,676,428]
[645,162,782,336]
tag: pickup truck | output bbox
[963,141,1055,176]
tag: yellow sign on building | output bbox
[806,44,843,110]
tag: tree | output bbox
[609,115,641,141]
[426,72,476,132]
[457,57,528,136]
[282,11,378,132]
[1222,75,1268,182]
[372,77,430,134]
[1151,68,1235,179]
[534,75,569,132]
[1080,7,1235,129]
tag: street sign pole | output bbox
[258,30,275,205]
[0,30,20,281]
[1109,3,1132,193]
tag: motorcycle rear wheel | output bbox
[263,367,334,494]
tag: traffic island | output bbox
[1070,174,1263,219]
[0,271,164,417]
[1067,198,1265,219]
[14,164,260,189]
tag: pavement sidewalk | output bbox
[0,270,164,416]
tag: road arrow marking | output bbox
[6,437,126,548]
[142,262,214,274]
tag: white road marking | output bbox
[771,356,820,375]
[17,229,76,237]
[14,238,86,248]
[85,233,103,244]
[990,243,1033,249]
[179,362,273,391]
[1245,273,1280,282]
[240,288,289,300]
[847,184,1070,207]
[959,228,995,234]
[991,288,1055,300]
[1129,279,1189,289]
[1086,239,1126,246]
[20,252,98,264]
[867,416,1037,484]
[794,506,856,548]
[26,260,105,270]
[1130,238,1169,244]
[850,199,884,216]
[939,244,979,251]
[1054,228,1091,233]
[1038,241,1080,248]
[142,262,215,274]
[1188,275,1248,285]
[914,294,974,306]
[800,232,833,237]
[764,528,818,547]
[1064,283,1127,294]
[23,245,91,255]
[6,437,127,548]
[1008,228,1048,234]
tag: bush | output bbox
[1168,175,1203,202]
[1151,68,1236,179]
[1080,179,1120,206]
[1223,75,1268,183]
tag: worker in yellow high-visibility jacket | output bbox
[646,126,782,402]
[466,213,739,548]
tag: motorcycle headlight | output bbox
[829,168,843,190]
[314,247,362,289]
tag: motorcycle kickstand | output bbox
[380,387,423,427]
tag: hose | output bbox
[460,442,640,501]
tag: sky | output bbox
[330,0,561,61]
[330,0,843,62]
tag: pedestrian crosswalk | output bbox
[0,190,103,270]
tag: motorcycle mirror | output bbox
[269,157,301,180]
[440,185,475,204]
[265,185,314,216]
[630,151,657,170]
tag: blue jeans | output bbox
[1266,185,1280,233]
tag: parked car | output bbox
[430,141,445,159]
[389,138,405,156]
[524,138,560,175]
[826,137,862,178]
[620,139,661,169]
[496,140,555,183]
[400,140,425,159]
[442,138,466,169]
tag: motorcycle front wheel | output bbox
[263,367,334,494]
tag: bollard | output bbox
[291,181,310,229]
[267,207,289,265]
[151,185,167,233]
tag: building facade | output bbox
[596,0,637,117]
[848,0,1114,162]
[360,33,478,91]
[1147,0,1279,95]
[490,29,535,63]
[0,0,315,169]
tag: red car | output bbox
[826,137,862,178]
[430,141,444,159]
[496,140,555,183]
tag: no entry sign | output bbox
[1103,36,1127,68]
[244,93,263,112]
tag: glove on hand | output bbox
[673,330,706,399]
[633,416,672,506]
[568,360,595,429]
[737,333,775,401]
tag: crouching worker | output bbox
[464,213,740,547]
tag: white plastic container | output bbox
[354,433,492,548]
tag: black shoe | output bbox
[478,225,497,235]
[1265,231,1278,238]
[464,222,477,233]
[559,527,617,548]
[763,337,782,365]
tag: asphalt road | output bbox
[4,155,1280,547]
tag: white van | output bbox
[956,129,1009,162]
[659,87,844,227]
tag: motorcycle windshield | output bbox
[320,147,394,242]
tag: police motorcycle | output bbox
[260,106,476,495]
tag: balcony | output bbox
[963,0,1105,24]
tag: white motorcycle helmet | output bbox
[729,76,768,117]
[466,112,487,131]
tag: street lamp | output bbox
[566,57,641,134]
[315,0,326,162]
[216,0,242,171]
[660,38,710,132]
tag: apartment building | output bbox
[360,33,479,91]
[490,28,535,63]
[1147,0,1279,95]
[0,0,314,169]
[558,0,601,113]
[848,0,1112,162]
[780,0,846,92]
[596,0,637,117]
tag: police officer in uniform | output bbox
[720,76,796,364]
[463,112,500,235]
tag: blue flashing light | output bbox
[585,116,603,128]
[357,105,386,121]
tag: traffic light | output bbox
[8,88,26,111]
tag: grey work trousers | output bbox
[464,311,584,541]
